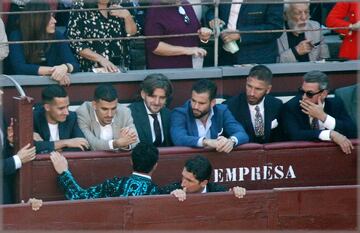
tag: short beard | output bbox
[287,20,308,34]
[192,109,210,119]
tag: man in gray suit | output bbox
[277,0,329,63]
[76,84,138,151]
[128,73,173,147]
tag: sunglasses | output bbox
[178,6,190,24]
[298,88,324,98]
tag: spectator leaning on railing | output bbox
[8,2,79,86]
[326,2,360,60]
[277,0,329,63]
[145,0,211,69]
[67,0,140,73]
[0,18,9,61]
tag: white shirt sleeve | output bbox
[13,155,22,170]
[108,140,114,150]
[230,136,238,146]
[319,130,331,141]
[322,114,336,130]
[197,137,205,147]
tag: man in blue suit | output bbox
[282,70,356,155]
[171,79,248,153]
[128,74,173,147]
[33,85,89,154]
[206,2,283,65]
[224,65,283,143]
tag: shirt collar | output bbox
[248,97,265,111]
[132,172,152,180]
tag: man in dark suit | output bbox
[159,155,246,201]
[1,90,36,204]
[225,65,283,143]
[128,74,173,147]
[33,85,89,154]
[282,70,356,154]
[206,2,283,65]
[171,79,248,153]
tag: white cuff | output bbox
[322,114,336,130]
[319,130,331,141]
[13,155,22,170]
[230,136,238,146]
[197,137,205,147]
[108,140,114,150]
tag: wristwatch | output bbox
[230,137,237,146]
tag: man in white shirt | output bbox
[76,84,138,151]
[128,73,173,147]
[224,65,283,143]
[1,89,36,204]
[282,70,356,154]
[33,85,89,153]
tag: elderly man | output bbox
[128,73,173,147]
[170,79,248,153]
[277,0,329,63]
[282,71,357,155]
[76,84,138,151]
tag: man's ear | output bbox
[140,90,146,100]
[266,84,272,95]
[200,179,208,188]
[210,99,216,108]
[44,103,51,112]
[92,100,97,110]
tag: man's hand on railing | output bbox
[50,151,69,174]
[17,143,36,164]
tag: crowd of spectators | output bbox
[0,0,359,78]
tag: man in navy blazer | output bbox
[282,70,356,155]
[206,2,283,65]
[1,90,36,204]
[171,79,248,153]
[224,65,283,143]
[129,74,173,147]
[33,85,89,154]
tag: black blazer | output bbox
[224,93,283,143]
[128,101,172,147]
[1,124,17,204]
[282,95,357,141]
[33,107,85,153]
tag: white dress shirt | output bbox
[309,102,336,141]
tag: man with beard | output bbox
[170,79,248,153]
[128,73,173,147]
[277,0,329,63]
[33,85,89,153]
[224,65,283,143]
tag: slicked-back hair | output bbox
[94,84,118,102]
[132,142,159,173]
[192,79,217,101]
[248,65,273,84]
[141,73,173,97]
[184,155,212,182]
[303,70,329,90]
[41,84,68,104]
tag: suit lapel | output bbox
[160,108,170,145]
[136,103,153,142]
[263,96,272,142]
[239,94,255,139]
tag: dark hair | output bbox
[141,73,173,97]
[184,155,212,182]
[19,2,53,64]
[94,84,118,102]
[192,79,217,100]
[303,70,329,90]
[132,142,159,173]
[248,65,273,84]
[41,84,68,104]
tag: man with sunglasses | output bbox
[282,70,357,155]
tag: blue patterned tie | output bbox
[311,118,320,130]
[254,106,264,137]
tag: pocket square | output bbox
[271,119,278,129]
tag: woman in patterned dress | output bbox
[67,0,139,72]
